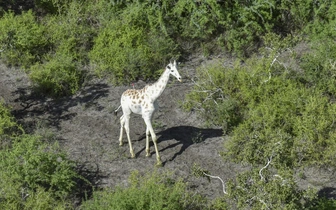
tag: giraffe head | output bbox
[166,60,182,82]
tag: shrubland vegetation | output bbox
[0,102,76,209]
[1,0,336,209]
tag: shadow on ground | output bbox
[11,83,109,131]
[73,162,108,207]
[318,187,336,199]
[137,126,223,164]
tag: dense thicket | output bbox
[0,102,76,209]
[1,0,332,95]
[183,1,336,208]
[1,0,336,209]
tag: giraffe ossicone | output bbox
[115,60,182,166]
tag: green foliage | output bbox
[222,168,316,210]
[0,10,48,68]
[0,135,77,197]
[81,170,205,210]
[296,39,336,96]
[185,51,336,169]
[0,2,94,97]
[0,102,77,209]
[0,102,19,137]
[89,2,177,84]
[183,61,247,132]
[35,0,74,14]
[29,1,95,96]
[172,0,225,39]
[29,53,83,96]
[309,197,336,210]
[2,0,333,95]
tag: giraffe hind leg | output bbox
[119,115,125,146]
[124,115,135,158]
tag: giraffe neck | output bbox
[146,69,170,101]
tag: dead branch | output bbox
[202,172,228,194]
[259,156,272,181]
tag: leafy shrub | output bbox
[172,0,225,39]
[295,39,336,96]
[185,53,336,169]
[0,134,77,204]
[309,198,336,210]
[0,10,48,68]
[29,1,94,96]
[0,101,19,137]
[0,103,76,209]
[183,61,245,132]
[223,168,316,210]
[81,170,205,210]
[89,3,177,84]
[29,53,83,97]
[42,2,95,61]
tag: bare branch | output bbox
[202,172,228,194]
[259,157,272,181]
[247,196,270,210]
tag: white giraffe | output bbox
[115,60,182,166]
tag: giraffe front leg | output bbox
[145,127,150,157]
[152,135,162,167]
[143,117,162,166]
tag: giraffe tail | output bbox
[114,105,122,116]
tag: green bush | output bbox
[0,102,77,209]
[0,134,77,209]
[309,198,336,210]
[183,61,245,132]
[185,53,336,169]
[81,170,205,210]
[223,168,316,210]
[172,0,225,39]
[42,2,95,61]
[29,53,83,97]
[1,134,77,196]
[0,102,19,138]
[0,10,47,68]
[89,2,177,84]
[295,39,336,96]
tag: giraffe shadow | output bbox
[136,126,223,165]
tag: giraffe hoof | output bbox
[155,160,163,167]
[146,153,151,157]
[119,142,123,146]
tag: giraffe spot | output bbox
[139,100,142,103]
[141,95,144,99]
[132,101,136,104]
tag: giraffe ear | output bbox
[173,60,177,66]
[169,59,173,65]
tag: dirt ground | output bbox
[0,58,241,200]
[1,56,335,204]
